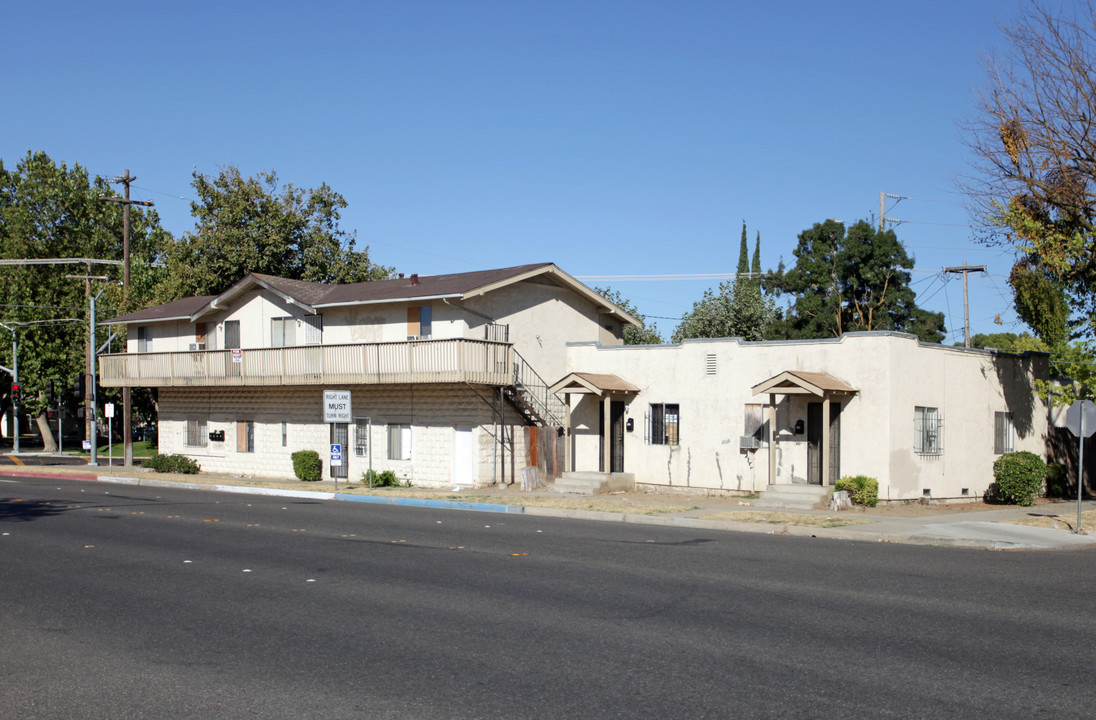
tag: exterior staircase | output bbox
[504,351,567,428]
[551,472,635,496]
[755,484,831,510]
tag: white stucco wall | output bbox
[563,333,1048,501]
[465,279,623,385]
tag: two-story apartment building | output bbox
[101,263,639,487]
[101,263,1049,502]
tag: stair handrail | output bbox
[510,350,567,427]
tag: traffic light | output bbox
[73,373,85,397]
[11,383,19,405]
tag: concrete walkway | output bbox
[4,458,1096,551]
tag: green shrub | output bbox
[143,453,200,474]
[291,450,322,481]
[1045,462,1070,499]
[989,451,1047,506]
[362,469,410,488]
[835,475,879,507]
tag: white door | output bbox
[453,426,474,486]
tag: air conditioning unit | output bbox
[739,435,760,450]
[188,343,206,351]
[406,335,419,341]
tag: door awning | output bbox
[751,370,857,397]
[549,372,639,397]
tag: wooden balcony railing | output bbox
[98,339,514,388]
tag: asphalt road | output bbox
[2,475,1095,719]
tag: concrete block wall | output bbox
[158,384,532,488]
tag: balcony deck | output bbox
[99,338,514,388]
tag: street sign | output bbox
[330,443,343,467]
[323,390,352,423]
[104,403,115,419]
[1066,400,1096,438]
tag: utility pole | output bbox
[879,191,905,231]
[944,262,987,348]
[100,171,153,467]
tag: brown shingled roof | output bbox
[102,295,215,325]
[101,262,641,328]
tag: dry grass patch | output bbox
[1004,508,1096,533]
[697,510,875,528]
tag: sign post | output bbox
[323,390,352,491]
[1065,400,1096,534]
[105,403,115,469]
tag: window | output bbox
[185,418,207,448]
[650,403,680,445]
[281,421,288,448]
[237,421,254,453]
[224,320,241,349]
[407,306,432,339]
[271,317,296,347]
[302,314,321,344]
[355,419,370,457]
[744,403,765,447]
[995,412,1015,454]
[388,423,411,460]
[914,406,942,455]
[194,323,207,351]
[136,326,149,353]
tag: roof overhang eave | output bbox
[314,293,464,309]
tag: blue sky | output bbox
[4,0,1028,343]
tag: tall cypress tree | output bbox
[737,221,749,280]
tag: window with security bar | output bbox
[994,412,1015,454]
[650,403,680,445]
[914,406,942,455]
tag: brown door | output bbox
[807,402,841,486]
[598,400,626,473]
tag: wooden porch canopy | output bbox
[751,371,858,487]
[549,373,640,474]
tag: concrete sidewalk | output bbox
[4,459,1096,551]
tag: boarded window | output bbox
[237,421,254,453]
[407,306,432,339]
[744,403,764,440]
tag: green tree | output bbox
[769,219,945,342]
[0,151,169,448]
[673,224,775,342]
[1009,259,1071,347]
[965,1,1096,340]
[595,288,663,345]
[156,166,392,301]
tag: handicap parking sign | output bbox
[330,443,343,466]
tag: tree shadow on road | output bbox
[0,498,76,522]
